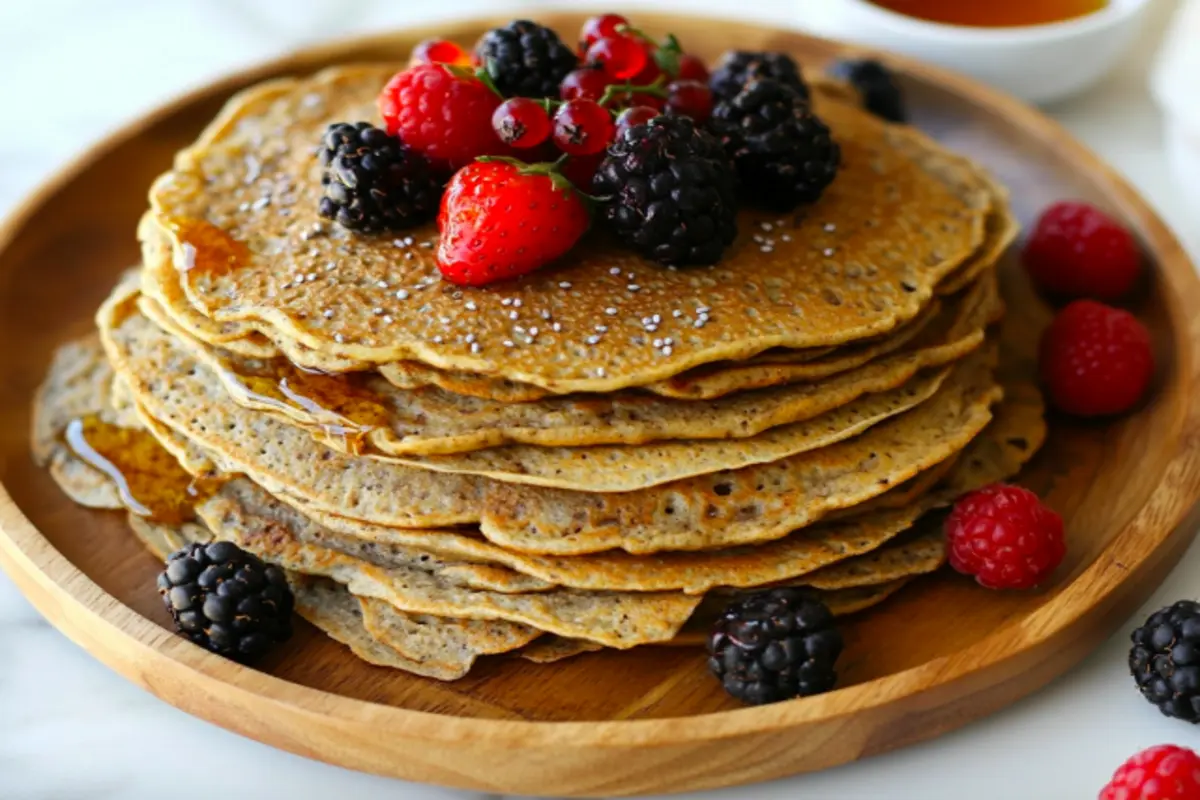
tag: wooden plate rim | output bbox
[1,12,1199,750]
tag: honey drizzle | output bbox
[216,358,390,455]
[65,415,216,524]
[165,217,250,277]
[866,0,1106,27]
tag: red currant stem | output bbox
[444,61,505,98]
[597,75,669,107]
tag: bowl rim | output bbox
[839,0,1154,43]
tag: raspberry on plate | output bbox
[378,64,511,172]
[1039,299,1154,417]
[1023,200,1142,300]
[1100,745,1200,800]
[945,483,1065,590]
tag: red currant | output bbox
[553,99,616,156]
[605,86,667,112]
[631,52,663,86]
[616,105,660,134]
[677,54,710,82]
[411,38,469,67]
[580,14,629,51]
[491,98,552,149]
[586,35,648,81]
[666,80,713,123]
[560,67,611,102]
[561,153,606,189]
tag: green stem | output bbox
[597,75,669,108]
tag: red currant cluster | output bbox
[408,14,713,189]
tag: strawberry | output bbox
[436,158,591,286]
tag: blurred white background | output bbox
[0,2,1197,799]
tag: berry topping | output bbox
[475,20,579,99]
[615,105,660,134]
[709,78,840,211]
[579,13,630,51]
[492,97,553,149]
[1039,299,1154,417]
[677,53,711,83]
[317,122,442,232]
[710,50,809,102]
[156,541,294,663]
[378,64,510,172]
[437,158,591,286]
[552,99,616,156]
[945,483,1065,590]
[411,38,470,67]
[1024,200,1142,300]
[593,115,739,267]
[1100,745,1200,800]
[665,79,714,123]
[560,66,611,101]
[586,34,648,80]
[707,589,843,705]
[827,58,907,123]
[1130,600,1200,723]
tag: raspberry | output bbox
[1024,201,1141,300]
[1100,745,1200,800]
[1039,299,1154,417]
[945,483,1065,590]
[378,64,510,172]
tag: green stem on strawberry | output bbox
[475,155,607,208]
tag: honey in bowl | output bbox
[866,0,1108,27]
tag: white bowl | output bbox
[800,0,1154,105]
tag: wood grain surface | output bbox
[0,13,1198,798]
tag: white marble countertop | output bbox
[2,1,1199,798]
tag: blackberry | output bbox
[318,122,442,232]
[708,589,843,705]
[710,50,809,103]
[709,78,840,211]
[1130,600,1200,723]
[592,115,738,267]
[827,58,907,123]
[157,541,294,664]
[476,20,579,99]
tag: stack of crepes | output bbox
[32,64,1047,680]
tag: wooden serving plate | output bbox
[1,13,1198,797]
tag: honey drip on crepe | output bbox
[165,217,249,276]
[215,358,390,455]
[867,0,1106,27]
[64,415,217,524]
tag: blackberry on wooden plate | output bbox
[707,588,843,705]
[709,50,809,102]
[709,78,841,211]
[1130,600,1200,723]
[318,122,442,232]
[827,58,907,123]
[157,541,294,664]
[476,20,579,98]
[592,115,738,267]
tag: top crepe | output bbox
[145,64,992,392]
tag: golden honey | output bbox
[867,0,1107,27]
